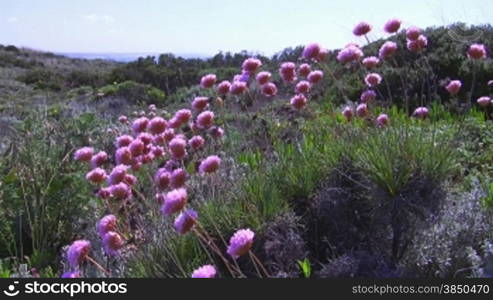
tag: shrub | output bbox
[98,81,165,104]
[16,68,64,91]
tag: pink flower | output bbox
[217,81,231,95]
[362,56,380,69]
[477,96,491,107]
[353,21,372,36]
[467,44,487,60]
[342,106,353,122]
[376,113,390,127]
[115,147,133,165]
[227,229,254,259]
[116,135,133,148]
[365,73,382,87]
[337,45,363,64]
[148,104,157,111]
[137,133,153,145]
[406,26,421,41]
[200,74,217,88]
[154,168,171,190]
[356,103,368,117]
[86,168,107,184]
[152,146,165,157]
[199,155,221,174]
[384,18,401,34]
[97,214,117,238]
[209,126,224,139]
[360,90,377,103]
[189,135,205,150]
[102,231,124,256]
[107,165,128,185]
[163,129,175,142]
[261,82,278,97]
[279,62,297,82]
[446,80,462,95]
[307,70,323,84]
[256,71,271,85]
[229,81,248,95]
[379,41,398,59]
[132,117,149,134]
[316,48,329,62]
[196,111,215,129]
[129,139,145,156]
[167,117,182,129]
[192,97,209,111]
[488,80,493,87]
[147,117,167,135]
[175,109,192,124]
[174,209,198,235]
[74,147,94,162]
[170,168,187,188]
[191,265,216,278]
[242,58,262,73]
[124,174,137,186]
[407,35,427,53]
[169,137,187,160]
[295,81,311,94]
[161,188,188,216]
[97,187,111,199]
[67,240,91,268]
[298,63,311,77]
[109,182,132,200]
[118,115,128,124]
[302,43,321,60]
[90,151,108,169]
[290,94,308,110]
[413,107,429,119]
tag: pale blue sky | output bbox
[1,0,492,56]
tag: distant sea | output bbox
[57,52,209,62]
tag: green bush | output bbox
[99,80,165,104]
[16,68,64,91]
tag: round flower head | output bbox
[199,155,221,174]
[147,117,167,135]
[169,137,187,160]
[290,94,308,110]
[307,70,323,84]
[189,135,205,150]
[235,70,250,82]
[295,81,311,94]
[152,145,165,157]
[170,168,187,188]
[74,147,94,162]
[342,106,353,122]
[316,48,329,62]
[174,209,198,234]
[365,73,382,87]
[196,111,215,129]
[407,35,427,52]
[298,63,312,77]
[217,81,231,95]
[279,62,297,82]
[115,147,133,166]
[406,26,421,41]
[477,96,491,107]
[379,41,398,59]
[337,45,363,64]
[384,18,401,33]
[86,168,107,185]
[97,187,111,199]
[109,182,132,200]
[376,113,390,127]
[261,82,278,97]
[107,165,128,185]
[132,117,149,134]
[467,44,487,60]
[360,90,377,103]
[446,80,462,95]
[413,107,429,119]
[356,103,368,117]
[256,71,271,85]
[61,271,81,278]
[124,174,137,186]
[137,132,153,145]
[116,135,133,148]
[362,56,379,69]
[167,117,182,129]
[154,168,171,190]
[118,115,128,124]
[209,126,224,139]
[102,231,123,256]
[90,151,108,169]
[200,74,217,88]
[175,109,192,124]
[161,188,188,216]
[191,265,216,278]
[67,240,91,268]
[242,58,262,73]
[192,97,209,111]
[98,214,117,237]
[229,81,248,95]
[302,43,321,60]
[128,139,145,156]
[353,21,372,36]
[227,228,254,258]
